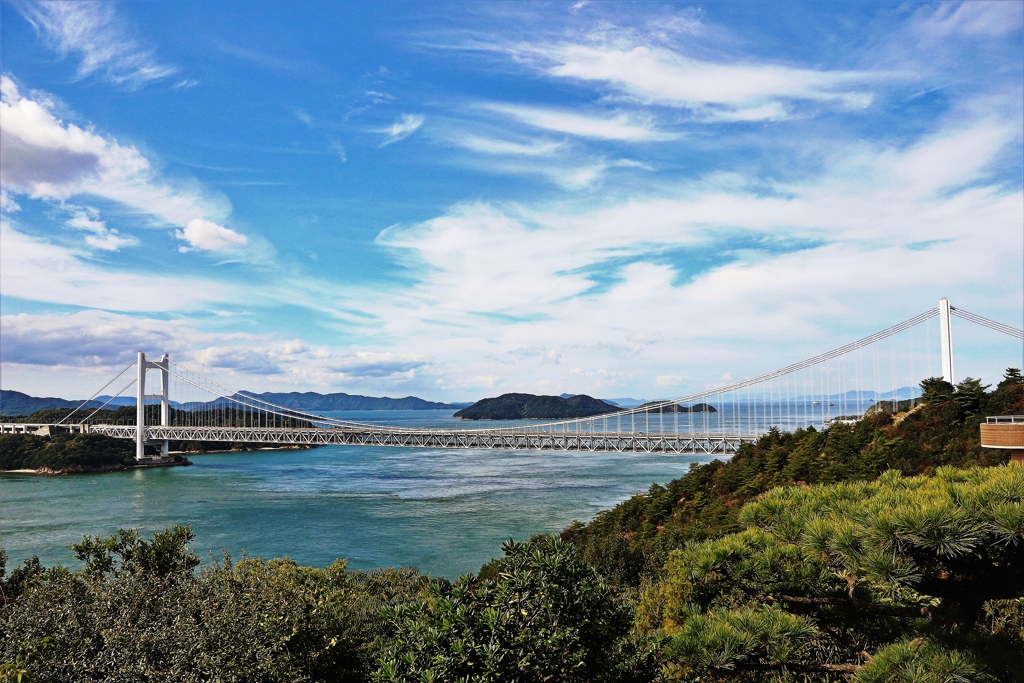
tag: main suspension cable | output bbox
[951,307,1024,340]
[56,359,137,425]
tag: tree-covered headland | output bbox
[2,370,1023,682]
[0,433,143,473]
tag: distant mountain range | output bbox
[0,389,468,416]
[0,390,102,416]
[237,391,468,411]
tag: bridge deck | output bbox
[88,425,760,454]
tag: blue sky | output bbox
[1,1,1022,400]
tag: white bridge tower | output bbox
[938,298,955,385]
[136,352,170,461]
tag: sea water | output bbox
[1,411,716,577]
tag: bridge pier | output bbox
[136,352,146,460]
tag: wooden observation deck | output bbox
[981,416,1024,464]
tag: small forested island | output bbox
[453,392,619,419]
[2,370,1024,681]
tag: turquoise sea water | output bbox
[1,411,712,577]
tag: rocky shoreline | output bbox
[3,454,192,475]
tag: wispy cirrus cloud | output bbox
[212,40,328,77]
[453,134,564,157]
[542,45,877,121]
[14,0,178,88]
[447,10,884,123]
[485,103,677,140]
[912,1,1024,38]
[379,114,425,147]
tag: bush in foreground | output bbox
[374,535,656,683]
[0,527,430,683]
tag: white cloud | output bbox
[0,76,237,252]
[545,45,876,120]
[65,205,138,251]
[0,220,237,311]
[194,346,284,375]
[175,218,248,252]
[0,189,20,212]
[454,134,564,156]
[379,114,425,146]
[0,310,190,367]
[486,103,677,140]
[15,1,178,88]
[325,352,430,378]
[0,309,431,395]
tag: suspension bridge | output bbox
[6,299,1023,460]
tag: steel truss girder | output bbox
[90,425,758,454]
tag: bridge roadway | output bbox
[89,424,760,455]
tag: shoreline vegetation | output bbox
[0,432,193,475]
[2,371,1024,681]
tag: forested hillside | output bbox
[2,371,1022,682]
[563,371,1023,588]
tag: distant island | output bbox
[635,401,717,413]
[453,393,619,420]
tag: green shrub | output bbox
[374,535,657,683]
